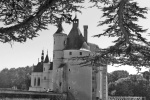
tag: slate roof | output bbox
[44,54,49,63]
[33,62,43,72]
[49,62,53,70]
[65,17,87,50]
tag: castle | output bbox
[29,17,108,100]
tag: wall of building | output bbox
[42,63,53,91]
[66,62,92,100]
[64,50,90,59]
[29,72,43,91]
[53,33,67,92]
[99,66,108,100]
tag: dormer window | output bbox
[69,52,72,55]
[80,52,82,55]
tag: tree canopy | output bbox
[108,73,150,99]
[0,66,32,90]
[0,0,150,69]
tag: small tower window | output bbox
[37,78,40,86]
[92,76,95,80]
[59,82,62,87]
[69,52,72,55]
[34,78,36,86]
[64,40,66,45]
[80,52,82,55]
[92,88,95,92]
[53,54,55,58]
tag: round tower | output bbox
[53,22,67,92]
[53,23,67,69]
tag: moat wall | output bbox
[0,89,66,100]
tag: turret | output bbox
[53,22,67,69]
[43,50,50,72]
[53,22,67,92]
[41,50,44,63]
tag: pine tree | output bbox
[0,0,150,69]
[92,0,150,69]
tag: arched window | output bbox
[38,77,40,86]
[34,78,36,86]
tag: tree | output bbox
[142,71,150,81]
[0,0,150,69]
[93,0,150,69]
[0,66,32,90]
[108,70,129,83]
[0,0,85,43]
[108,75,150,99]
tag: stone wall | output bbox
[0,89,67,100]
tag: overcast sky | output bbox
[0,0,150,74]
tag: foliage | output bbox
[0,0,85,43]
[108,74,150,99]
[77,0,150,71]
[108,70,129,83]
[0,66,32,90]
[0,0,150,69]
[142,71,150,81]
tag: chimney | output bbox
[83,25,88,42]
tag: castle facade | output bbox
[29,17,108,100]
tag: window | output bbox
[64,40,66,45]
[34,78,36,86]
[44,77,46,80]
[69,69,71,71]
[69,52,72,55]
[38,78,40,86]
[68,87,71,89]
[80,52,82,55]
[59,82,62,87]
[92,76,95,80]
[53,54,55,58]
[92,88,95,92]
[43,67,45,71]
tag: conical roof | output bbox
[65,17,87,50]
[33,62,43,72]
[44,54,49,63]
[55,23,63,34]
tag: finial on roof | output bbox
[41,50,44,62]
[44,50,49,63]
[55,18,64,33]
[73,14,77,20]
[72,14,79,27]
[47,50,48,55]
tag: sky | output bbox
[0,0,150,74]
